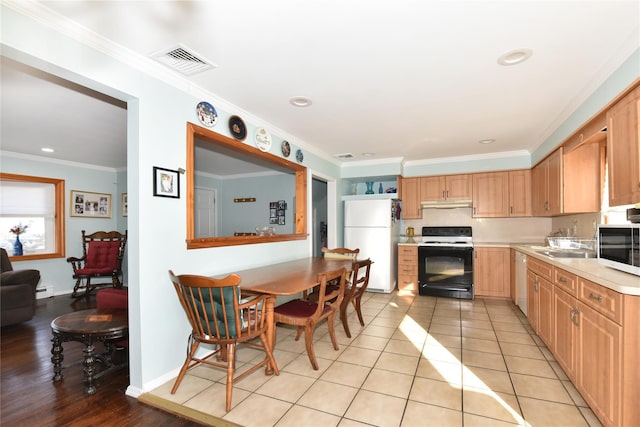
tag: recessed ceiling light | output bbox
[41,148,55,153]
[497,48,532,66]
[289,96,312,107]
[361,152,374,157]
[478,139,495,145]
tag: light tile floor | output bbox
[147,292,603,427]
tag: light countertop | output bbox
[512,244,640,296]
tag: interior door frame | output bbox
[309,170,337,252]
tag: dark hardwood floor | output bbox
[1,294,200,426]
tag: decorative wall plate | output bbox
[281,140,291,157]
[296,149,304,163]
[255,127,272,151]
[228,115,247,140]
[196,101,217,127]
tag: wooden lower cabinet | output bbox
[553,287,577,381]
[528,257,637,427]
[474,247,510,298]
[576,301,622,427]
[526,269,553,348]
[397,245,418,293]
[537,277,554,348]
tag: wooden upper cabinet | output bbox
[472,172,509,217]
[547,148,563,215]
[420,176,445,201]
[508,169,532,217]
[420,174,471,201]
[446,174,472,200]
[532,148,563,216]
[400,177,421,219]
[606,85,640,206]
[563,142,603,214]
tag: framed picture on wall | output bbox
[70,190,112,218]
[122,193,128,217]
[153,167,180,198]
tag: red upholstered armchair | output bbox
[67,230,127,298]
[96,288,129,350]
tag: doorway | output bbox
[312,178,328,257]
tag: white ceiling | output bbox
[2,1,639,170]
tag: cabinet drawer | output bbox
[398,254,417,265]
[398,264,417,276]
[554,267,578,297]
[398,246,418,256]
[398,274,418,292]
[579,278,623,324]
[528,257,553,281]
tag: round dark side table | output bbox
[50,308,128,395]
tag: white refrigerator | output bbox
[344,198,400,293]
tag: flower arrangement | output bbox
[9,223,28,235]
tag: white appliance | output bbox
[515,252,527,315]
[344,198,400,293]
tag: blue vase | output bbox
[13,235,23,256]
[365,181,374,194]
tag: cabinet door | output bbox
[531,162,547,216]
[508,169,532,217]
[606,86,640,206]
[547,148,563,215]
[563,142,602,214]
[400,177,421,219]
[577,302,622,427]
[527,270,538,330]
[445,174,472,200]
[553,287,577,381]
[537,277,554,349]
[474,247,510,297]
[472,172,509,217]
[420,176,445,201]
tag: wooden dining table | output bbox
[219,257,355,374]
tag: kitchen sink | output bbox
[536,249,597,259]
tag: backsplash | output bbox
[551,212,601,239]
[401,208,552,244]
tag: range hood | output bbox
[421,199,473,209]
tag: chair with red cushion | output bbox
[67,230,127,298]
[96,288,129,350]
[274,267,347,370]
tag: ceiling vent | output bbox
[334,153,355,160]
[152,45,217,75]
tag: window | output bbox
[0,173,65,260]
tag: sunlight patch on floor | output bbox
[399,311,531,426]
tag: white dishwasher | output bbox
[515,252,527,316]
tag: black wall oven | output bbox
[418,226,474,299]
